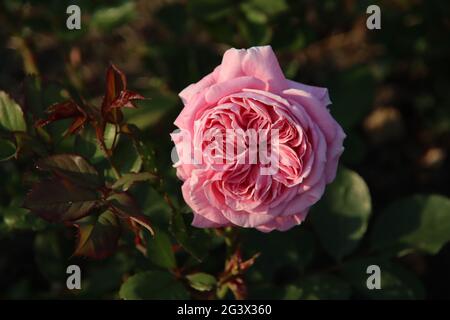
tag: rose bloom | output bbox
[171,46,345,232]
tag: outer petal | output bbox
[182,176,230,225]
[179,66,220,104]
[205,76,265,104]
[241,46,286,91]
[256,211,307,232]
[286,80,332,106]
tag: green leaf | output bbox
[123,93,178,130]
[329,67,374,129]
[112,172,159,191]
[36,154,102,188]
[241,0,288,18]
[23,178,101,222]
[119,270,189,300]
[147,230,176,269]
[310,167,372,260]
[74,210,121,259]
[14,132,47,158]
[186,273,217,292]
[34,231,66,281]
[75,124,115,162]
[283,275,351,300]
[126,124,158,173]
[107,192,140,216]
[111,133,142,176]
[341,131,367,165]
[371,194,450,255]
[23,75,43,118]
[91,2,136,31]
[0,91,27,132]
[3,206,47,231]
[244,228,315,280]
[0,138,16,161]
[340,258,425,299]
[169,210,208,262]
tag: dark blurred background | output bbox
[0,0,449,299]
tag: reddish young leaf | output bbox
[219,248,260,300]
[109,90,144,110]
[101,64,145,123]
[36,153,102,188]
[23,178,101,222]
[73,210,121,259]
[35,100,87,135]
[107,192,154,236]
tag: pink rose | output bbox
[171,46,345,232]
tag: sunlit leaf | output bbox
[3,205,47,231]
[91,2,137,32]
[0,91,27,132]
[186,273,217,292]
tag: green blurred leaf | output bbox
[245,228,315,281]
[3,206,47,231]
[187,0,232,21]
[237,19,272,45]
[283,275,351,300]
[186,272,216,292]
[36,154,102,188]
[112,172,159,191]
[119,270,189,299]
[23,178,101,222]
[23,75,43,118]
[147,230,176,269]
[311,167,372,260]
[371,194,450,255]
[0,138,16,161]
[91,2,136,31]
[340,258,425,299]
[329,67,374,129]
[123,93,178,130]
[241,0,288,19]
[341,131,367,165]
[34,231,66,282]
[74,210,121,259]
[0,91,27,132]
